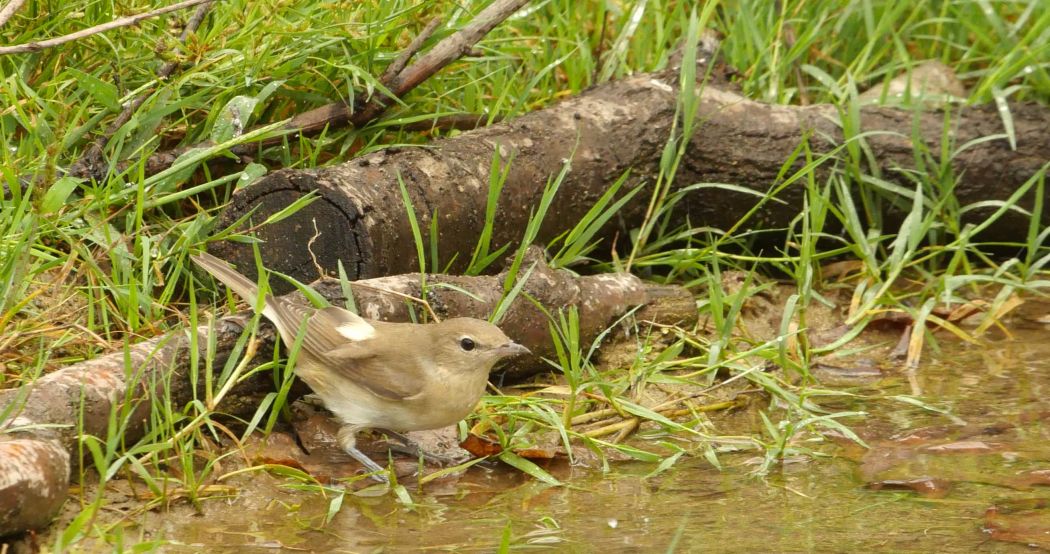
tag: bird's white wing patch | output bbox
[336,320,376,341]
[317,306,376,342]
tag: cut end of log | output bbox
[210,170,368,290]
[0,438,70,537]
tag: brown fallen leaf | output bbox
[921,440,1004,454]
[460,433,504,457]
[866,476,952,498]
[984,500,1050,549]
[1005,469,1050,490]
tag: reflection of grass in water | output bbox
[0,0,1048,549]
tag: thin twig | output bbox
[380,16,443,84]
[577,400,739,438]
[306,218,325,279]
[348,281,442,323]
[0,0,26,28]
[611,419,639,443]
[128,0,529,178]
[354,0,531,124]
[0,0,215,56]
[70,0,215,180]
[590,12,608,83]
[273,0,529,136]
[583,418,637,439]
[399,113,499,132]
[570,407,618,426]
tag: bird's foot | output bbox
[377,428,469,466]
[344,445,390,483]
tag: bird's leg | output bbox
[336,424,389,482]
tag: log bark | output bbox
[210,63,1050,287]
[0,259,694,537]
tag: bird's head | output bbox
[430,317,530,373]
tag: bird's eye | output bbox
[459,337,476,351]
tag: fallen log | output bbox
[0,256,695,537]
[210,55,1050,286]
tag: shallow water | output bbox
[93,325,1050,552]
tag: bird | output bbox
[190,252,530,481]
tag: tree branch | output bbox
[380,16,443,84]
[0,0,26,28]
[353,0,531,124]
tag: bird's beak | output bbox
[497,342,531,358]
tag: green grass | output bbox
[1,0,1049,549]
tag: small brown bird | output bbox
[191,252,529,480]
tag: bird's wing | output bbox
[267,302,372,358]
[309,312,425,401]
[314,306,376,342]
[328,356,426,401]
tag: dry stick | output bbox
[0,0,26,28]
[352,0,532,125]
[570,407,619,426]
[348,281,442,323]
[70,0,216,181]
[134,0,530,178]
[277,18,446,138]
[134,111,499,178]
[0,0,215,55]
[265,0,529,138]
[380,16,443,84]
[584,405,736,440]
[612,419,639,443]
[114,111,490,166]
[583,418,637,439]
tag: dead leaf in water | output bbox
[984,500,1050,549]
[1005,469,1050,491]
[460,433,504,457]
[921,440,1004,454]
[866,477,952,498]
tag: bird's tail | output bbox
[191,252,262,305]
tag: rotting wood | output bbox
[0,255,695,537]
